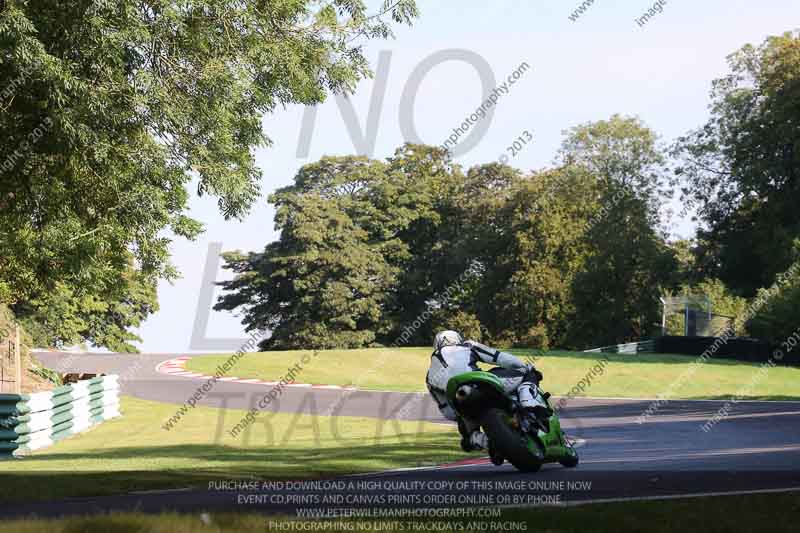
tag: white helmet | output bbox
[434,330,464,350]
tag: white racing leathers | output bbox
[425,341,546,449]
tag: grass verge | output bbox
[0,395,461,504]
[0,492,799,532]
[185,347,800,400]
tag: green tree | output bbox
[562,115,678,347]
[746,243,800,343]
[476,165,598,349]
[381,144,470,345]
[216,155,408,349]
[675,31,800,296]
[446,163,524,343]
[15,262,158,352]
[214,128,682,351]
[0,0,417,349]
[668,239,702,286]
[215,148,518,350]
[215,194,399,350]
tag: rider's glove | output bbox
[526,363,543,383]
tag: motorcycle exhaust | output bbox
[455,385,473,401]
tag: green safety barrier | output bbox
[0,382,116,417]
[0,375,121,459]
[0,394,110,429]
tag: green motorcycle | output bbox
[446,370,579,472]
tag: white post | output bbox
[684,303,689,337]
[14,324,21,394]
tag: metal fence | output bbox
[583,339,656,354]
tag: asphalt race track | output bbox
[5,351,799,518]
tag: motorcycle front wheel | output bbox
[480,408,543,473]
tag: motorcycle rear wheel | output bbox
[480,408,543,473]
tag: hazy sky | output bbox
[133,0,800,353]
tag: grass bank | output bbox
[185,347,800,400]
[0,395,460,504]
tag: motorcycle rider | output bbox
[425,330,550,461]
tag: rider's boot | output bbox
[460,431,488,452]
[458,418,488,452]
